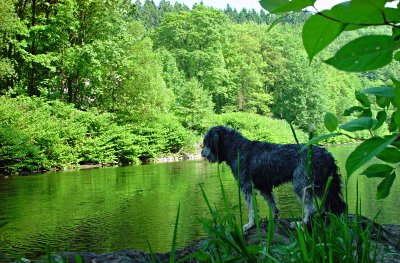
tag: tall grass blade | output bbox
[46,244,52,263]
[318,175,333,211]
[169,203,180,263]
[199,184,213,215]
[266,208,274,255]
[237,150,243,235]
[147,240,159,263]
[75,254,83,263]
[251,183,261,242]
[218,166,232,217]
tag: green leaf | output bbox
[343,106,365,116]
[377,171,396,199]
[359,109,372,118]
[389,112,398,132]
[393,27,400,41]
[302,11,345,62]
[345,135,398,177]
[360,86,394,97]
[376,96,391,108]
[376,146,400,163]
[339,117,377,132]
[267,16,285,32]
[395,109,400,129]
[303,133,341,151]
[259,0,315,14]
[360,164,394,178]
[385,7,400,24]
[394,85,400,107]
[330,0,385,24]
[373,110,387,131]
[325,35,395,72]
[324,112,338,132]
[394,51,400,62]
[355,92,371,107]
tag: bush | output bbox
[199,112,308,144]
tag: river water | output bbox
[0,146,399,261]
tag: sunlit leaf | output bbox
[345,135,398,177]
[377,171,396,199]
[303,11,345,61]
[360,86,394,97]
[259,0,315,14]
[330,0,385,24]
[360,164,394,178]
[324,112,338,132]
[302,133,341,150]
[339,117,377,132]
[325,35,394,72]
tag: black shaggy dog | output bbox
[201,126,346,231]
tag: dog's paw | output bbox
[243,222,255,232]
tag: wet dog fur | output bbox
[201,126,346,231]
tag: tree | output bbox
[154,5,230,113]
[0,0,26,92]
[174,78,214,131]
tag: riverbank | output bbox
[32,215,399,263]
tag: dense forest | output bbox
[0,0,399,174]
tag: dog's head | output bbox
[201,126,231,163]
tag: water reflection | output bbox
[0,146,399,261]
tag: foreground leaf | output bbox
[360,86,394,98]
[373,111,387,131]
[259,0,315,14]
[325,35,395,72]
[343,106,365,116]
[339,117,377,132]
[346,135,398,177]
[377,171,396,199]
[360,164,394,178]
[355,92,371,107]
[303,11,345,61]
[376,146,400,163]
[324,112,338,132]
[302,133,341,151]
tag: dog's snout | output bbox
[201,148,207,157]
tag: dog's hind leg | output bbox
[261,191,279,219]
[293,164,316,224]
[243,190,255,232]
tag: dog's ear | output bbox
[210,130,219,155]
[204,127,220,156]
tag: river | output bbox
[0,146,399,261]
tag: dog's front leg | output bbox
[243,194,255,232]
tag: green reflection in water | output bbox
[0,146,399,261]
